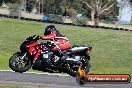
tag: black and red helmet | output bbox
[44,25,56,35]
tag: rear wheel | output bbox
[66,56,90,77]
[9,52,32,73]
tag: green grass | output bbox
[0,18,132,76]
[0,86,24,88]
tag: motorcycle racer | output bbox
[41,25,71,62]
[9,25,92,77]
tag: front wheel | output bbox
[66,56,90,77]
[9,52,32,73]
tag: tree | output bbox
[0,0,21,4]
[127,0,132,22]
[81,0,119,26]
[25,0,36,12]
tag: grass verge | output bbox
[0,18,132,76]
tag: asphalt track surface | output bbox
[0,71,132,88]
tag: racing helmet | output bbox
[44,25,56,35]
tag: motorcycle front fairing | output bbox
[20,35,36,52]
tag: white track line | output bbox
[0,70,69,77]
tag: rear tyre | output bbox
[9,52,32,73]
[66,56,90,77]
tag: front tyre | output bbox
[9,52,32,73]
[66,56,90,77]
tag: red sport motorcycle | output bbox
[9,35,92,77]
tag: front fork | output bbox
[20,52,27,60]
